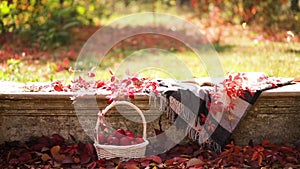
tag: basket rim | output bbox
[94,139,149,150]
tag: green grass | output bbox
[1,38,299,84]
[2,39,298,83]
[217,40,300,78]
[100,40,300,80]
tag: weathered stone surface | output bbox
[233,95,300,145]
[0,83,299,145]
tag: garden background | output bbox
[1,1,300,168]
[0,0,299,82]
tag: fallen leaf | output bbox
[52,134,65,145]
[186,158,203,167]
[139,159,149,167]
[50,145,65,162]
[41,153,52,162]
[9,158,19,165]
[80,153,91,165]
[86,161,97,169]
[18,152,32,163]
[147,155,162,164]
[73,157,80,163]
[50,145,60,156]
[126,163,139,169]
[61,155,74,164]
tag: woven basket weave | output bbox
[94,101,149,160]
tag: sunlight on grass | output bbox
[218,41,300,77]
[105,40,300,80]
[1,39,299,83]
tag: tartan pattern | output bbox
[158,76,293,151]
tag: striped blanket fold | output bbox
[156,74,293,152]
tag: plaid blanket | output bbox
[156,73,293,151]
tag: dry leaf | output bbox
[41,153,52,162]
[186,158,203,168]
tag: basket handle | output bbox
[95,101,147,144]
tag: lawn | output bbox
[1,30,299,83]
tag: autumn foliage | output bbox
[0,134,299,168]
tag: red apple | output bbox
[125,130,135,138]
[113,129,125,138]
[98,134,106,144]
[135,137,144,144]
[130,140,137,145]
[116,128,125,135]
[109,136,119,145]
[106,136,113,143]
[119,137,131,146]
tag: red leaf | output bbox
[126,163,139,169]
[62,57,70,69]
[51,134,65,145]
[80,153,91,164]
[53,84,63,91]
[18,152,32,163]
[38,135,51,146]
[9,158,19,165]
[174,157,189,163]
[110,75,115,82]
[128,92,134,99]
[280,146,294,153]
[147,155,162,164]
[80,143,94,164]
[86,161,97,169]
[94,80,105,88]
[251,151,258,160]
[107,99,113,104]
[31,143,46,151]
[61,155,74,164]
[141,159,150,167]
[165,158,175,165]
[190,0,198,8]
[88,72,95,78]
[84,143,94,155]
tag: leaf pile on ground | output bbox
[0,134,299,169]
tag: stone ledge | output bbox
[0,82,299,145]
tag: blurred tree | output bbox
[190,0,300,32]
[0,0,113,49]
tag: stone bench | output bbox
[0,82,299,145]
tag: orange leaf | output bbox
[257,146,264,152]
[251,151,258,161]
[294,77,300,82]
[54,154,66,162]
[41,153,51,162]
[50,145,60,156]
[258,154,263,166]
[50,145,65,162]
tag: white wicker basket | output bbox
[94,101,149,160]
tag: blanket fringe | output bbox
[200,138,222,153]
